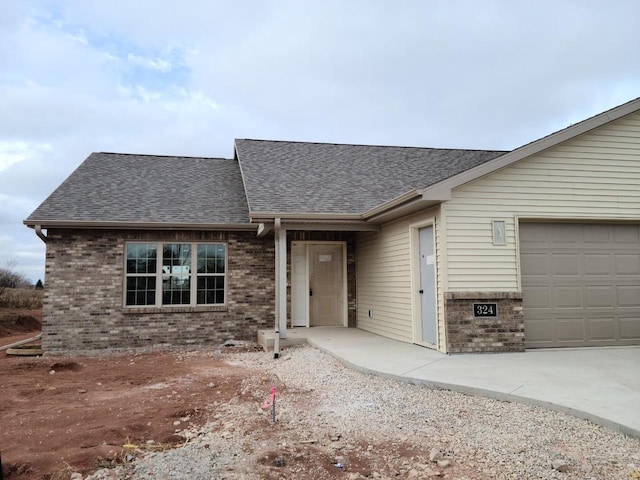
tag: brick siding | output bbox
[445,292,524,353]
[42,229,275,352]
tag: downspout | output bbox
[273,218,281,359]
[35,225,47,243]
[273,217,289,359]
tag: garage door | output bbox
[520,223,640,348]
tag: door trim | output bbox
[290,241,348,328]
[410,218,438,348]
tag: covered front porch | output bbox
[262,223,366,352]
[253,194,438,354]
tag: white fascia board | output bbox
[252,217,379,232]
[250,212,363,221]
[362,189,443,224]
[250,213,378,231]
[283,222,380,232]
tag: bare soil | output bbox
[0,308,41,338]
[2,311,638,480]
[0,347,252,479]
[0,311,465,480]
[0,309,232,479]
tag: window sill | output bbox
[122,305,228,314]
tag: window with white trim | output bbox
[125,242,226,307]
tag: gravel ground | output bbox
[85,345,640,479]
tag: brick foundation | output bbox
[445,292,524,353]
[43,229,275,352]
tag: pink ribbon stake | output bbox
[261,387,277,422]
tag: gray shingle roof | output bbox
[26,152,250,224]
[235,140,507,215]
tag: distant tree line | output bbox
[0,261,36,299]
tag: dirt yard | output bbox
[0,310,256,478]
[0,347,253,479]
[0,344,486,480]
[0,310,482,479]
[0,308,42,353]
[1,310,639,480]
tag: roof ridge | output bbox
[236,138,508,153]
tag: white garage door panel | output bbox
[520,223,640,348]
[555,319,585,341]
[555,287,582,308]
[616,255,640,274]
[620,317,640,339]
[524,286,553,308]
[619,286,640,305]
[553,254,581,275]
[585,286,614,307]
[590,318,615,341]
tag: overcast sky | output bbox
[1,0,639,282]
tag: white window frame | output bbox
[124,241,227,308]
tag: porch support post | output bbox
[274,218,287,339]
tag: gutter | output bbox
[361,189,442,224]
[35,225,47,243]
[361,190,422,220]
[250,212,363,222]
[24,220,258,231]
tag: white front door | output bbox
[291,242,346,327]
[309,244,344,326]
[419,226,437,345]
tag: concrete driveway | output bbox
[280,327,640,438]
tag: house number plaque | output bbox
[473,303,497,317]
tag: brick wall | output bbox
[43,229,275,352]
[445,292,524,353]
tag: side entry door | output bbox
[419,226,437,344]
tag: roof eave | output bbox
[249,212,364,222]
[361,189,443,224]
[366,199,442,225]
[249,214,379,232]
[24,220,257,231]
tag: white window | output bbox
[125,242,226,307]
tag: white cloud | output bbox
[132,85,163,102]
[126,53,172,72]
[0,142,51,172]
[173,88,220,110]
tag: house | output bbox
[25,98,640,353]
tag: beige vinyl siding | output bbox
[357,207,446,350]
[445,111,640,292]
